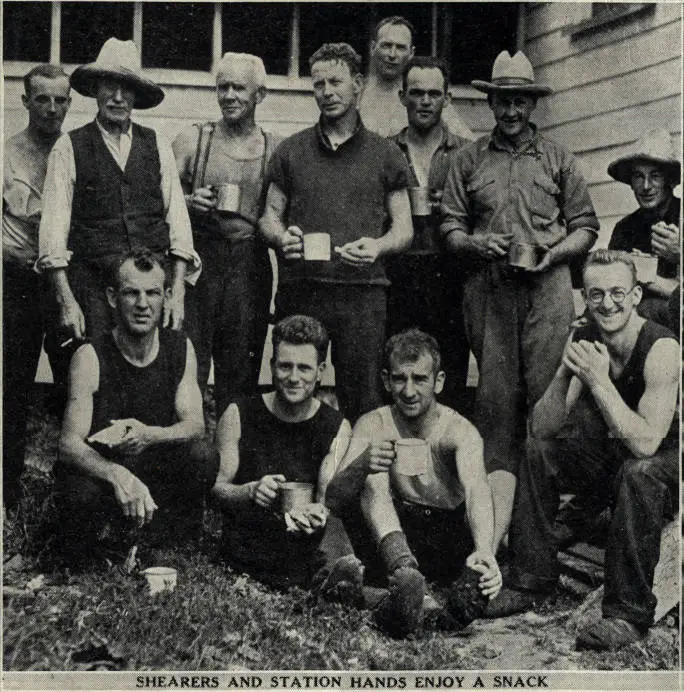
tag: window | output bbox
[3,2,51,62]
[222,4,291,76]
[568,3,653,39]
[61,3,133,65]
[142,2,213,71]
[5,1,518,87]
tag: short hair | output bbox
[402,56,449,92]
[272,315,329,364]
[108,247,169,290]
[373,16,415,43]
[24,64,69,96]
[308,43,362,77]
[582,249,637,287]
[384,328,442,375]
[216,52,267,89]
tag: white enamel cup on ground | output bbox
[394,438,430,476]
[303,233,331,261]
[142,567,177,595]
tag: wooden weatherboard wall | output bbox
[524,2,682,249]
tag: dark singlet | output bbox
[222,395,344,587]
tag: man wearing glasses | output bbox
[488,249,679,652]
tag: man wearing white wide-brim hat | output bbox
[439,51,599,553]
[37,38,201,362]
[607,128,681,332]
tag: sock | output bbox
[378,530,418,575]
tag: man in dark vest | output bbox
[488,250,679,651]
[38,38,200,390]
[56,248,216,568]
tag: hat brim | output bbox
[70,65,164,109]
[608,155,681,185]
[471,80,553,97]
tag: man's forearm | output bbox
[170,257,188,290]
[376,217,413,257]
[530,367,574,438]
[212,479,256,508]
[442,229,480,257]
[146,418,205,446]
[545,228,595,266]
[646,275,678,299]
[258,209,287,249]
[59,434,122,485]
[465,482,495,554]
[47,268,77,306]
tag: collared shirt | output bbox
[440,125,599,249]
[391,124,469,253]
[3,128,55,266]
[266,113,410,286]
[37,119,201,283]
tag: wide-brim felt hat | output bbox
[471,50,553,97]
[608,128,681,185]
[70,38,164,109]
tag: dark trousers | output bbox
[386,254,470,413]
[47,260,116,397]
[509,435,678,628]
[276,282,387,423]
[2,262,44,507]
[185,236,272,419]
[54,439,220,563]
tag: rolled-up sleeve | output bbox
[36,134,76,272]
[439,147,474,239]
[156,134,202,285]
[559,152,600,236]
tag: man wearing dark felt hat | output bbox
[440,51,600,552]
[37,38,201,389]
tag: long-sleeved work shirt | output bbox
[37,118,201,282]
[440,126,599,248]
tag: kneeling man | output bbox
[329,329,502,636]
[56,248,216,567]
[490,250,679,651]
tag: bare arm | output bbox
[567,338,679,458]
[316,418,352,503]
[644,275,678,299]
[258,182,303,258]
[530,228,596,273]
[361,471,402,543]
[59,345,157,525]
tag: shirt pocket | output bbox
[466,176,497,217]
[530,174,560,221]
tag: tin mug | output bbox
[508,242,541,270]
[408,187,431,217]
[215,183,241,212]
[280,482,315,513]
[394,438,430,476]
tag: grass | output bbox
[2,386,679,672]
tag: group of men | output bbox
[3,15,680,653]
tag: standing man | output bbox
[387,56,471,412]
[489,250,679,651]
[440,51,599,551]
[56,248,215,568]
[173,53,277,418]
[38,38,200,371]
[607,128,680,331]
[3,64,71,510]
[259,43,413,422]
[360,16,472,140]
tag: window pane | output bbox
[222,3,291,76]
[299,3,373,75]
[61,2,133,65]
[3,1,51,62]
[447,3,518,85]
[142,2,213,71]
[592,3,635,19]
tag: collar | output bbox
[315,111,364,152]
[95,117,133,141]
[488,122,541,155]
[394,123,460,152]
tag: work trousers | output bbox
[185,236,272,419]
[276,282,387,423]
[54,439,219,564]
[509,434,678,628]
[2,261,44,507]
[386,254,470,414]
[463,263,574,475]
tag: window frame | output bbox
[3,0,507,96]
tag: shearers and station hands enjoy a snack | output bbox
[5,23,680,653]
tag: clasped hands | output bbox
[562,339,610,389]
[472,233,553,272]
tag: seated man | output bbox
[211,314,358,592]
[607,129,680,331]
[328,329,502,637]
[56,248,216,567]
[489,250,679,651]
